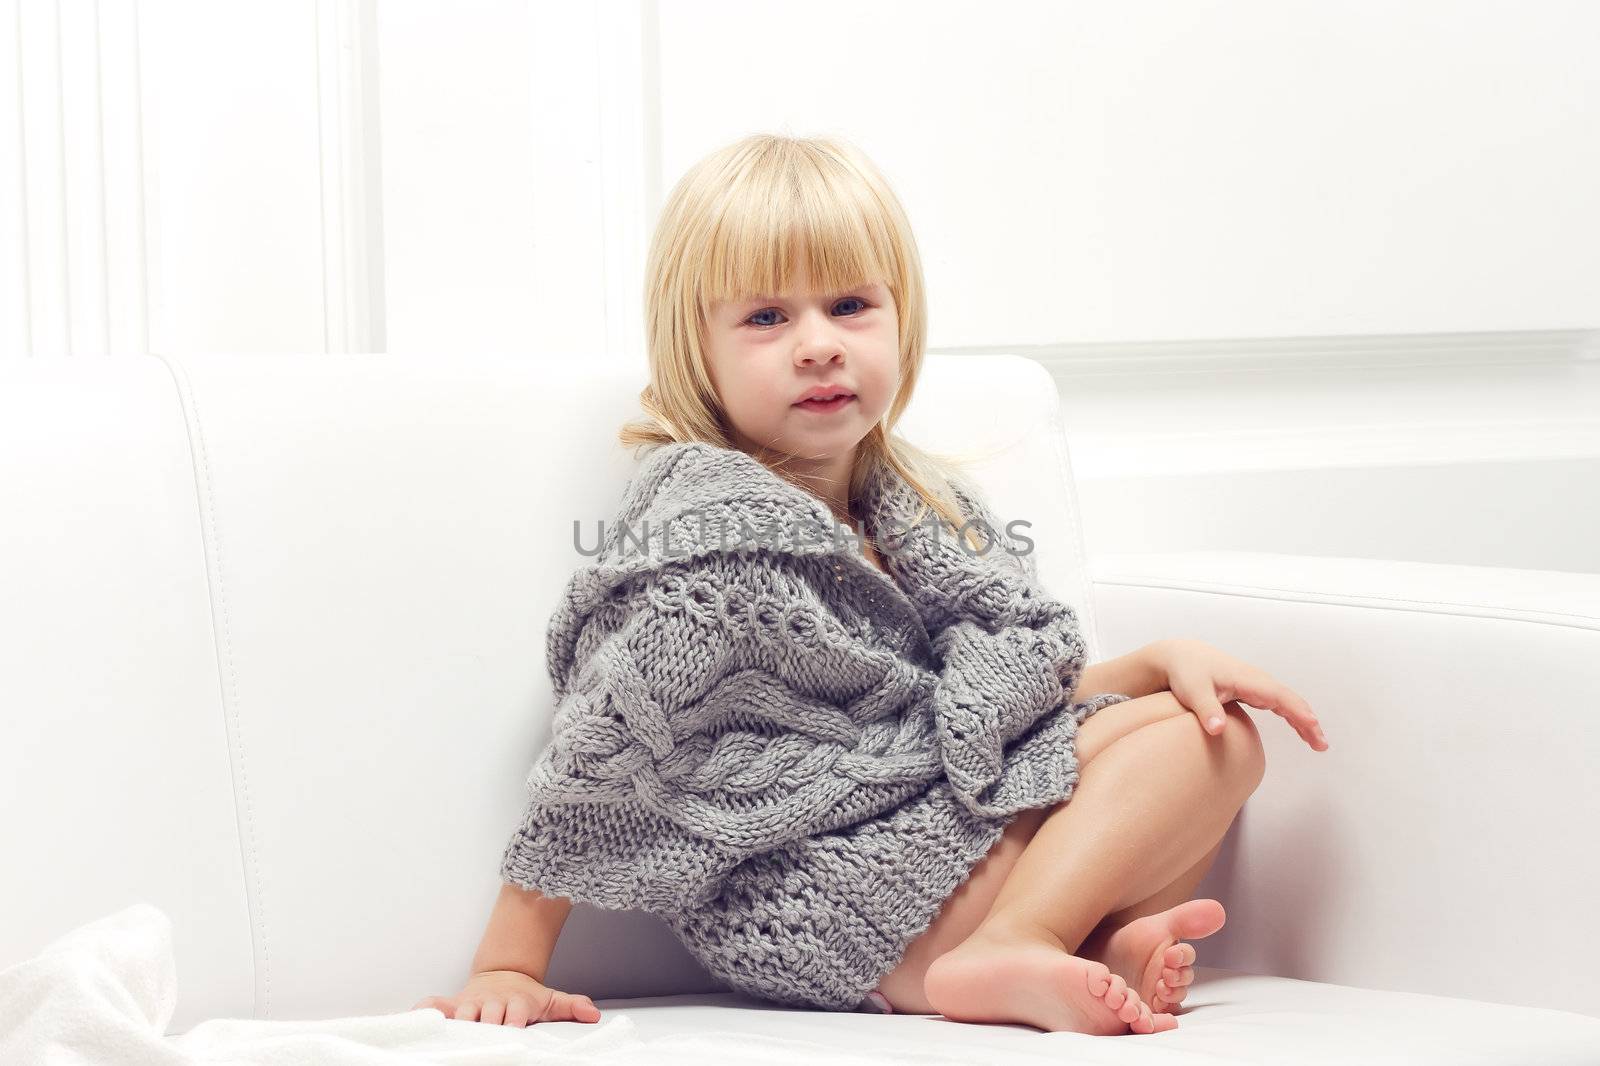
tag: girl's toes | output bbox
[1131,1002,1154,1033]
[1117,989,1145,1024]
[1103,973,1129,1010]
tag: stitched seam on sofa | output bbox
[152,352,271,1017]
[1090,576,1600,629]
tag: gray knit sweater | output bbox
[499,441,1131,1011]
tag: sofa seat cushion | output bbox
[581,968,1600,1064]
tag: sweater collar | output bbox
[586,441,1031,643]
[601,442,904,569]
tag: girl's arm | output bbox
[1071,642,1169,703]
[471,881,575,983]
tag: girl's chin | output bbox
[753,433,867,461]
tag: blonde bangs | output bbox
[697,141,900,310]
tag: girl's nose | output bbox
[795,332,845,365]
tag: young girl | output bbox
[415,133,1330,1037]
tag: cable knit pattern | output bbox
[500,441,1132,1011]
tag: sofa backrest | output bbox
[0,352,1103,1030]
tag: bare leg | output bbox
[1015,694,1242,1013]
[982,704,1261,946]
[1069,691,1229,934]
[1069,696,1234,1011]
[1076,836,1226,1012]
[1092,836,1225,932]
[871,692,1201,1017]
[922,703,1265,1032]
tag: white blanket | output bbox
[0,903,952,1065]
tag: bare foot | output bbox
[1079,899,1226,1015]
[923,923,1178,1034]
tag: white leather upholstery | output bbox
[2,352,1597,1062]
[1096,550,1600,1013]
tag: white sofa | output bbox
[2,352,1597,1063]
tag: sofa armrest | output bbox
[1086,550,1600,1018]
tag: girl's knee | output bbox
[1219,701,1268,791]
[1076,693,1266,793]
[1164,700,1266,794]
[1075,691,1192,770]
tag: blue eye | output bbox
[746,297,870,329]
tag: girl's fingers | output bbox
[1241,683,1329,751]
[503,996,533,1028]
[1288,718,1326,750]
[1286,712,1327,750]
[1277,689,1329,749]
[557,992,601,1021]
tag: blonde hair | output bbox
[620,132,990,551]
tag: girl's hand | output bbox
[413,969,602,1026]
[1150,639,1329,751]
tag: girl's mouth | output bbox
[795,394,855,413]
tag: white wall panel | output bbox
[375,0,540,357]
[138,0,324,354]
[0,1,29,354]
[4,0,152,357]
[374,0,638,363]
[12,0,69,354]
[98,0,151,355]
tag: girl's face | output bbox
[703,260,899,465]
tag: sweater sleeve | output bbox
[930,604,1131,818]
[499,560,942,913]
[930,479,1133,818]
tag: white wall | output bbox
[3,0,154,355]
[8,0,1596,358]
[656,0,1600,346]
